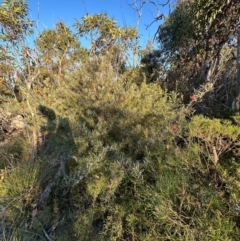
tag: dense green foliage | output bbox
[154,0,240,116]
[1,0,240,240]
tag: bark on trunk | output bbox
[235,25,240,109]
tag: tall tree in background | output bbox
[236,25,240,109]
[36,21,87,85]
[156,0,240,115]
[0,0,33,92]
[74,13,138,74]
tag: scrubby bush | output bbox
[1,55,240,240]
[1,1,240,240]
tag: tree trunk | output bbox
[235,25,240,109]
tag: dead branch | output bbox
[127,0,170,40]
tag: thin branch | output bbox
[145,13,166,29]
[127,0,170,41]
[127,0,143,29]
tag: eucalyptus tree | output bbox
[35,21,88,85]
[74,13,138,75]
[157,0,240,113]
[0,0,34,91]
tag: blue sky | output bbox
[25,0,172,48]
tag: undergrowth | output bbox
[1,55,240,240]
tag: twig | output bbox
[36,219,53,241]
[42,226,53,241]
